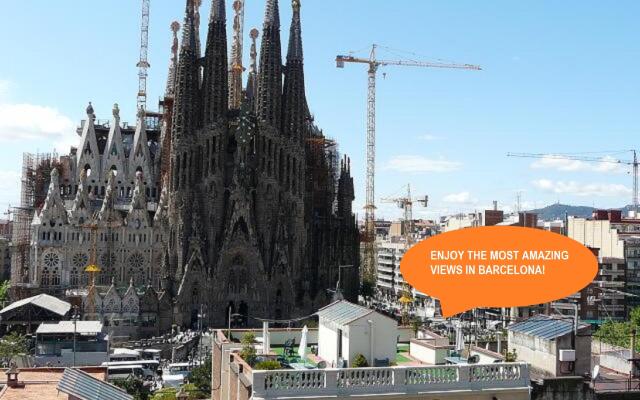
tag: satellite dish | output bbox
[593,365,600,380]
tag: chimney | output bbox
[5,366,23,388]
[493,201,498,211]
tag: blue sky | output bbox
[0,1,638,220]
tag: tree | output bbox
[505,349,518,362]
[181,383,207,399]
[111,378,151,400]
[0,332,27,367]
[410,318,421,336]
[151,388,177,400]
[239,333,257,366]
[630,307,640,328]
[352,354,369,368]
[254,360,282,370]
[189,357,212,393]
[0,281,10,304]
[595,320,632,349]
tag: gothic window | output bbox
[101,252,116,268]
[43,252,60,268]
[41,267,51,286]
[99,253,117,285]
[123,297,138,314]
[128,252,145,285]
[105,298,117,313]
[51,267,60,286]
[70,267,80,286]
[99,267,116,286]
[72,253,89,270]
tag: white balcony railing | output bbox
[252,363,530,399]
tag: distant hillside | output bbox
[529,204,595,221]
[529,203,632,221]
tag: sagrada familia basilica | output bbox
[12,0,359,334]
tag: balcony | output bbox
[252,363,530,399]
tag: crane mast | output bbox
[507,150,639,217]
[382,184,428,324]
[229,0,246,109]
[337,44,480,286]
[137,0,151,111]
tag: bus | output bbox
[106,365,145,382]
[102,360,160,379]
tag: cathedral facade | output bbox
[14,0,359,332]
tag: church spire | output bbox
[246,28,259,108]
[172,0,201,139]
[202,0,228,125]
[165,21,181,98]
[282,0,307,143]
[257,0,283,127]
[287,0,303,62]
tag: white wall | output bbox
[319,312,397,367]
[347,313,397,366]
[35,350,108,367]
[568,217,624,258]
[508,331,558,376]
[409,340,449,365]
[318,321,340,367]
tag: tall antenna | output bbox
[137,0,151,111]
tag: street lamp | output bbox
[71,305,80,367]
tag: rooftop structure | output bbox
[35,321,108,367]
[508,315,591,378]
[0,294,71,332]
[0,367,118,400]
[212,328,531,400]
[317,301,397,367]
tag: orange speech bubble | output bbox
[400,226,598,318]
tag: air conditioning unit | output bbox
[559,350,576,362]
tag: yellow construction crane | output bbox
[381,184,428,325]
[507,150,639,216]
[336,44,480,287]
[80,212,121,318]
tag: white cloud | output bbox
[531,155,627,174]
[0,80,10,99]
[419,134,439,141]
[0,103,75,144]
[384,155,462,173]
[532,179,631,197]
[443,191,477,204]
[0,170,21,208]
[0,170,20,189]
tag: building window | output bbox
[128,252,145,285]
[41,267,51,286]
[43,252,60,268]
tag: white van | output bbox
[162,362,200,388]
[102,360,159,379]
[107,365,145,381]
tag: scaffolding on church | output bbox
[11,152,59,292]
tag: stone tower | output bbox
[16,0,359,333]
[163,0,360,327]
